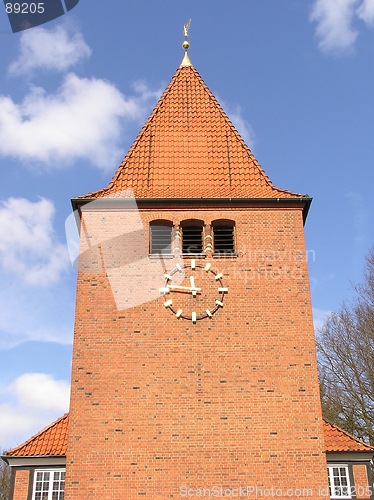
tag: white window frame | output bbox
[32,468,65,500]
[328,465,351,499]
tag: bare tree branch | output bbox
[317,247,374,446]
[0,452,11,500]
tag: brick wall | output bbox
[66,204,328,499]
[13,470,29,500]
[353,465,370,499]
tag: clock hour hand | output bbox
[190,276,197,297]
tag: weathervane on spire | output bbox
[183,18,191,51]
[180,18,192,67]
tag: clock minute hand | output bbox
[168,284,201,292]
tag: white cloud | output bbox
[0,278,74,349]
[0,405,37,449]
[357,0,374,25]
[227,106,255,151]
[216,94,255,150]
[0,197,69,285]
[2,21,162,169]
[0,374,69,449]
[0,74,160,170]
[0,197,75,349]
[313,307,332,332]
[12,373,70,412]
[8,22,91,76]
[310,0,359,53]
[310,0,374,53]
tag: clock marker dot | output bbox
[176,309,182,318]
[206,309,212,318]
[204,263,211,272]
[215,300,223,307]
[215,273,223,280]
[164,299,172,308]
[192,312,197,323]
[191,259,196,269]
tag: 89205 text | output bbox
[5,3,44,14]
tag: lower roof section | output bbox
[2,413,372,463]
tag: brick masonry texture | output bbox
[6,412,370,459]
[353,465,370,499]
[13,470,29,500]
[65,204,329,499]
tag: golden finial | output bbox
[180,18,192,67]
[183,18,191,49]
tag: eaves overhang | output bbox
[326,451,374,462]
[1,455,66,467]
[71,196,312,226]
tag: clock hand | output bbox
[168,284,201,292]
[190,276,197,297]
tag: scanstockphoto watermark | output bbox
[180,485,374,498]
[244,247,316,264]
[220,245,316,283]
[65,193,316,311]
[65,190,185,312]
[4,0,80,33]
[227,263,310,283]
[180,485,316,497]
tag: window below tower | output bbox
[181,221,204,254]
[149,221,173,254]
[32,469,65,500]
[212,221,235,255]
[327,465,351,498]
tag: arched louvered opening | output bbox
[149,220,173,254]
[212,220,235,255]
[181,220,204,255]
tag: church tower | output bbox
[66,29,328,499]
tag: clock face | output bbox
[159,260,228,322]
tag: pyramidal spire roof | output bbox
[79,59,305,201]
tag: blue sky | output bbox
[1,0,374,450]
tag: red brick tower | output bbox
[66,42,329,499]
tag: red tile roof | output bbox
[323,420,374,453]
[5,414,68,457]
[78,63,305,200]
[4,414,373,458]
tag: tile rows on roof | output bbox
[78,64,304,200]
[323,420,374,453]
[5,413,68,457]
[5,414,373,458]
